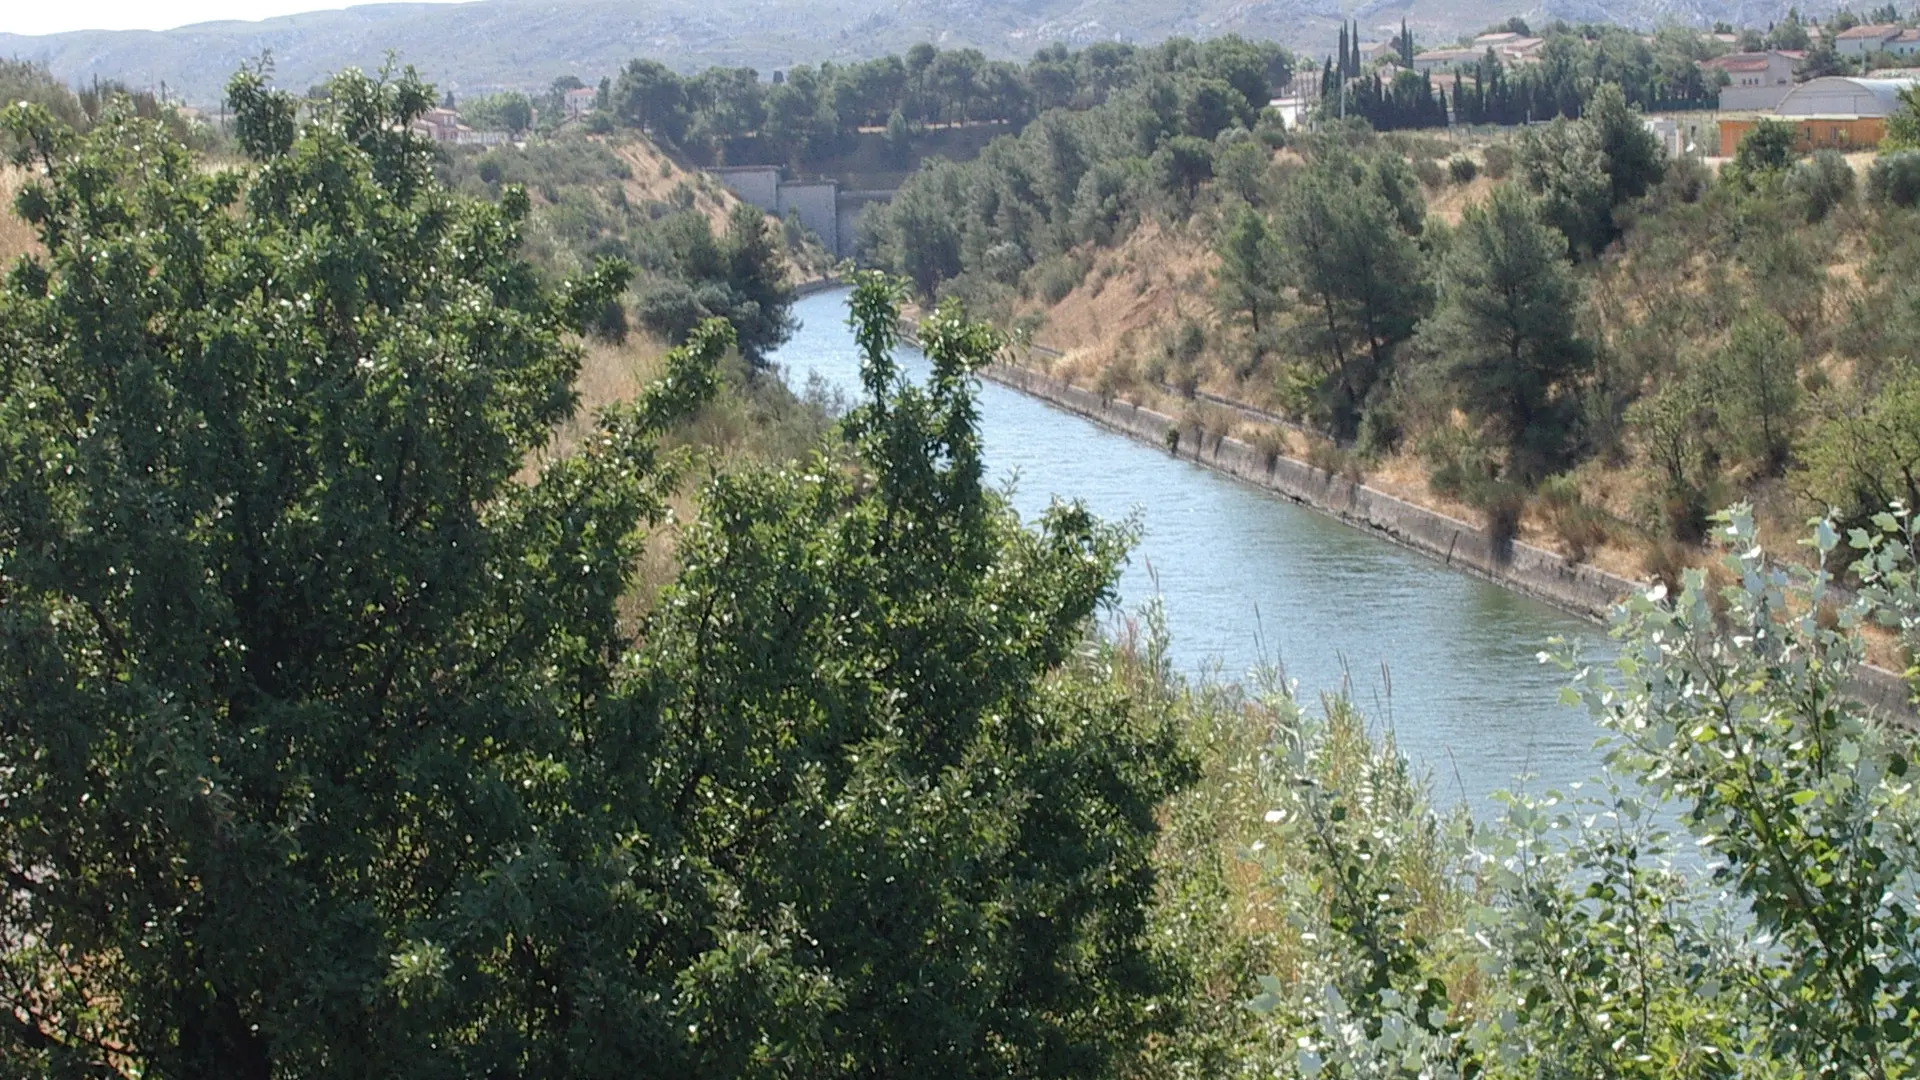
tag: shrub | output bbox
[1786,148,1855,222]
[1867,150,1920,208]
[1414,158,1446,189]
[1447,155,1478,184]
[1536,473,1608,562]
[1481,142,1514,179]
[1033,254,1087,304]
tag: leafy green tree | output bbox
[1885,85,1920,151]
[1712,310,1801,475]
[1214,205,1285,355]
[1150,134,1215,208]
[461,90,534,133]
[1277,153,1429,441]
[0,68,1189,1079]
[1628,374,1719,540]
[1585,82,1666,205]
[1732,118,1798,179]
[1518,116,1615,256]
[1417,185,1593,482]
[1799,372,1920,530]
[613,57,690,143]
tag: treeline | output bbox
[1323,22,1723,131]
[0,58,212,151]
[859,47,1289,306]
[607,36,1290,165]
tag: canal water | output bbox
[773,288,1615,811]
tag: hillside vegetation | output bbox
[862,47,1920,591]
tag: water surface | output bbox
[775,288,1615,810]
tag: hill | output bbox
[1,0,1848,106]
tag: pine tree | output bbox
[1416,185,1593,481]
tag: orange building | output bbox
[1717,115,1888,156]
[1717,76,1914,156]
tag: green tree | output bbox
[718,201,797,363]
[1712,310,1801,475]
[614,58,690,143]
[1213,205,1285,354]
[1885,85,1920,151]
[1277,153,1430,441]
[0,69,1190,1079]
[1585,82,1666,205]
[1150,134,1215,207]
[1799,372,1920,531]
[1417,185,1593,483]
[1732,118,1798,179]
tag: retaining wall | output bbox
[981,362,1916,720]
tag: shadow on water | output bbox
[771,288,1617,812]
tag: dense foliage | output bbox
[605,37,1289,168]
[0,69,1190,1078]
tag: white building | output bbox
[563,87,597,117]
[1834,24,1920,58]
[1773,75,1918,116]
[1701,51,1803,110]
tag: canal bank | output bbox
[978,361,1915,721]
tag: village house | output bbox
[563,87,597,117]
[410,106,510,147]
[1701,50,1804,110]
[1412,47,1480,73]
[1835,23,1920,58]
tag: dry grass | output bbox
[0,166,42,264]
[600,136,832,283]
[1422,173,1495,226]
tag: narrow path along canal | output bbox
[772,288,1616,811]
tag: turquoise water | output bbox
[773,288,1615,810]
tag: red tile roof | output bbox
[1836,23,1902,39]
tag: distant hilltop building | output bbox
[563,87,598,118]
[411,106,510,147]
[1834,24,1920,58]
[1414,32,1543,73]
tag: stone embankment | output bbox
[981,362,1916,721]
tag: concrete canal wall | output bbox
[980,362,1916,721]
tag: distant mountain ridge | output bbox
[2,0,1844,106]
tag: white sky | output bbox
[3,0,474,37]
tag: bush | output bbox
[1413,158,1446,189]
[1536,473,1608,562]
[1868,150,1920,208]
[1786,149,1855,222]
[1033,254,1088,304]
[1447,155,1478,184]
[1481,142,1514,179]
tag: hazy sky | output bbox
[3,0,473,37]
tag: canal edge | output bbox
[975,361,1916,723]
